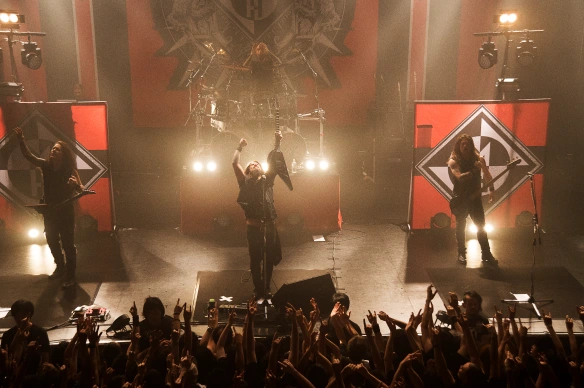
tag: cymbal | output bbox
[200,85,215,91]
[221,64,250,71]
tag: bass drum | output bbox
[210,130,257,172]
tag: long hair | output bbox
[449,134,480,163]
[55,141,77,171]
[244,160,264,176]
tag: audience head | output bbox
[331,292,351,310]
[142,296,165,327]
[462,290,483,315]
[346,335,368,364]
[11,299,34,323]
[458,362,487,386]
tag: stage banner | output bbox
[411,100,549,230]
[126,0,376,128]
[0,102,112,234]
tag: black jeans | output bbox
[455,197,490,255]
[247,222,282,294]
[44,210,76,277]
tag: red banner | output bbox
[0,102,112,234]
[126,0,377,128]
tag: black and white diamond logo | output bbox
[416,105,543,215]
[0,110,107,210]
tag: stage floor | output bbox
[1,222,583,342]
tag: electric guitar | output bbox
[25,189,96,215]
[268,97,293,191]
[449,159,521,217]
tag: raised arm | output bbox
[232,139,247,182]
[14,127,44,167]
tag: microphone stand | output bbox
[502,173,553,318]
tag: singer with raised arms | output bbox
[232,129,293,300]
[14,127,84,288]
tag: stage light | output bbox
[469,224,478,234]
[21,41,43,70]
[431,212,451,229]
[495,11,518,26]
[214,214,232,228]
[516,38,537,67]
[206,161,217,172]
[516,210,533,227]
[485,224,494,233]
[0,10,24,28]
[106,314,131,335]
[305,159,315,170]
[478,40,497,69]
[286,212,303,227]
[319,159,329,171]
[261,162,269,172]
[28,228,39,238]
[193,161,203,172]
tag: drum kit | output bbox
[190,60,324,166]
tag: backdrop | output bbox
[411,100,549,230]
[0,102,112,234]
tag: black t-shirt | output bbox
[451,155,481,196]
[0,323,50,354]
[41,161,75,205]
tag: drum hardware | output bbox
[221,64,251,71]
[297,108,325,121]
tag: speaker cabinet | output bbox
[272,273,336,318]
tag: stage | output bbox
[1,220,583,342]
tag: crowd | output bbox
[1,287,584,388]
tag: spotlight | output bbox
[193,161,203,172]
[431,212,451,229]
[516,38,537,67]
[286,212,303,227]
[214,214,232,228]
[319,159,329,171]
[0,10,24,28]
[206,161,217,171]
[106,314,131,335]
[469,224,478,234]
[515,211,533,227]
[305,160,315,170]
[21,41,43,70]
[28,228,40,238]
[495,11,518,26]
[478,40,497,69]
[485,224,494,233]
[261,162,269,172]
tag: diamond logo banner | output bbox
[415,105,543,215]
[0,109,107,210]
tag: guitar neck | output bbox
[274,100,281,151]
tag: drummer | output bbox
[243,42,281,99]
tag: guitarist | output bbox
[232,130,292,300]
[447,134,496,265]
[14,127,84,288]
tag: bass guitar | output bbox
[25,189,96,215]
[449,159,521,217]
